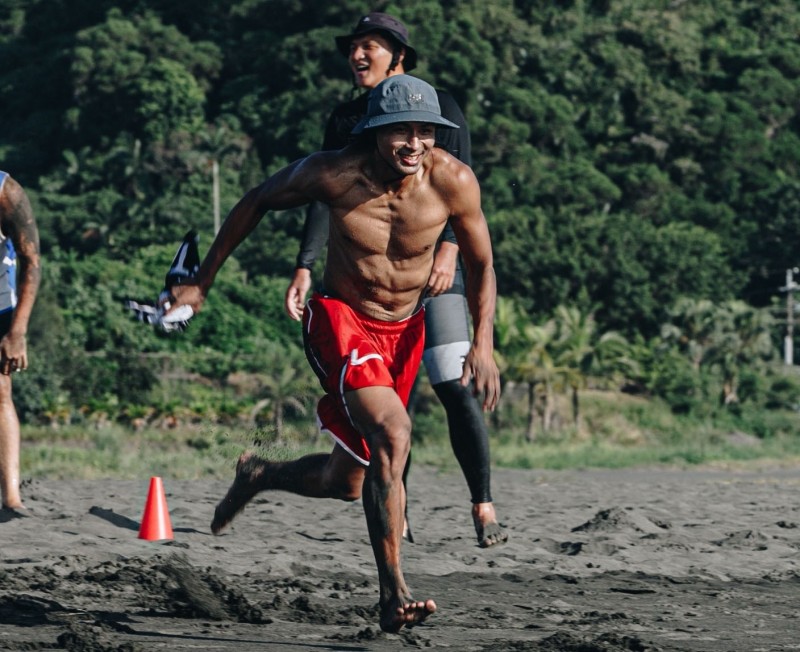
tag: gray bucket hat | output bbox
[352,75,460,134]
[335,12,418,71]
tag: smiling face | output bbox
[348,32,405,89]
[374,122,436,177]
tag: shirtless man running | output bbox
[166,75,499,632]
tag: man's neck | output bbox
[369,150,417,190]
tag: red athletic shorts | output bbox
[302,293,425,466]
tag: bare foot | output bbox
[380,597,436,633]
[472,502,508,548]
[211,453,266,534]
[0,504,31,521]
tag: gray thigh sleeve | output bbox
[422,293,471,385]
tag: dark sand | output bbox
[1,463,799,651]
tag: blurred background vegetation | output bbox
[2,0,800,474]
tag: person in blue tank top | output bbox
[0,172,41,517]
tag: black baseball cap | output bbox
[335,12,418,71]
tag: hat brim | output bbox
[335,31,418,71]
[352,111,459,134]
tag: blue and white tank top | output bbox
[0,171,18,314]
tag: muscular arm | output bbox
[0,177,41,373]
[444,163,499,410]
[171,154,333,315]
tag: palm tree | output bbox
[662,298,776,406]
[551,305,638,428]
[705,301,776,405]
[495,297,568,439]
[249,363,310,442]
[496,299,638,437]
[516,321,561,440]
[551,306,595,427]
[660,297,718,370]
[239,341,316,444]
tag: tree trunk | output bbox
[212,159,221,235]
[275,400,284,444]
[250,398,271,427]
[542,382,555,431]
[721,377,739,406]
[525,382,537,442]
[572,386,580,427]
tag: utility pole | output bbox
[212,159,221,235]
[780,267,799,365]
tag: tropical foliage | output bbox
[1,0,799,436]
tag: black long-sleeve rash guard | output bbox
[295,89,473,270]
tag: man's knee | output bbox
[433,378,474,409]
[367,412,412,468]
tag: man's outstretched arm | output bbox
[167,155,326,316]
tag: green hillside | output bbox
[2,0,799,454]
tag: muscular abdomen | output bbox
[321,157,452,320]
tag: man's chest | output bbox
[333,192,449,257]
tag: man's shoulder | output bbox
[311,142,368,166]
[428,148,475,190]
[0,172,22,208]
[429,146,465,168]
[298,146,367,199]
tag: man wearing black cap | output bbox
[334,12,418,74]
[285,11,507,549]
[166,75,499,633]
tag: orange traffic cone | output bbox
[138,476,174,541]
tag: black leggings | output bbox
[405,272,493,505]
[432,378,493,504]
[404,378,493,505]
